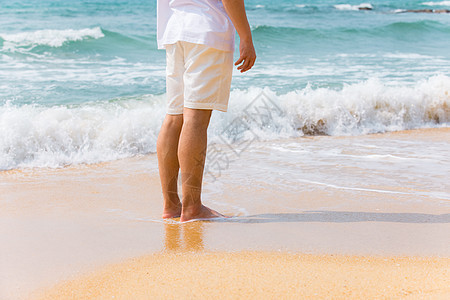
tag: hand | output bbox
[235,39,256,73]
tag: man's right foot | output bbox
[180,205,225,222]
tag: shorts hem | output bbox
[167,102,229,114]
[184,102,228,112]
[167,110,184,115]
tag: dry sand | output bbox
[34,251,450,299]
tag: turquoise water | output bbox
[2,0,450,104]
[0,0,449,169]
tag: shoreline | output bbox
[1,126,449,174]
[1,127,449,299]
[33,251,450,299]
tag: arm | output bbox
[222,0,256,73]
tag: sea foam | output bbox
[1,75,449,170]
[334,3,373,11]
[422,1,450,6]
[0,27,104,51]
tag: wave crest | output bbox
[422,1,450,6]
[0,27,104,51]
[334,3,373,11]
[0,95,165,170]
[1,76,449,170]
[251,20,450,41]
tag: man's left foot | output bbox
[162,205,182,219]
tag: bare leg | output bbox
[157,114,183,218]
[178,108,224,222]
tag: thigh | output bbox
[182,42,234,112]
[165,42,185,115]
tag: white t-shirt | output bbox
[157,0,235,52]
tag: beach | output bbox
[1,128,449,299]
[34,253,450,299]
[2,0,450,298]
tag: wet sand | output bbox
[1,128,449,299]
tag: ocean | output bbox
[0,0,449,170]
[2,2,450,297]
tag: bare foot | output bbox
[162,204,182,219]
[180,205,225,222]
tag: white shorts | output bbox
[165,41,234,115]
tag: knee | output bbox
[157,115,183,149]
[164,114,183,129]
[182,109,212,130]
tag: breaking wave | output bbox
[1,75,449,170]
[422,1,450,6]
[0,27,104,51]
[334,3,373,11]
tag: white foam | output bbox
[383,53,436,59]
[334,3,373,11]
[211,75,450,139]
[0,55,165,87]
[0,27,104,51]
[422,1,450,6]
[1,75,449,170]
[0,95,166,170]
[296,178,413,195]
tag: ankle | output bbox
[164,198,181,210]
[181,204,203,216]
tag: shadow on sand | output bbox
[217,211,450,224]
[162,211,449,252]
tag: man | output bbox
[156,0,256,222]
